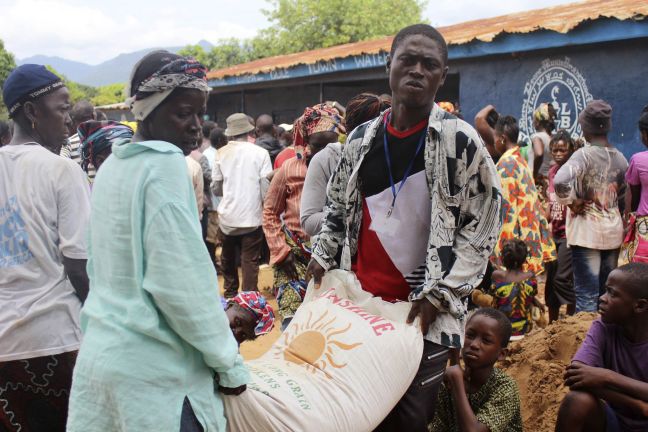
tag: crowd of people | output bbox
[1,22,647,432]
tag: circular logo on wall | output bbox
[520,57,593,141]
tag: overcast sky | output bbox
[0,0,577,64]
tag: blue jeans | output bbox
[571,246,619,312]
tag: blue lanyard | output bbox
[383,113,427,217]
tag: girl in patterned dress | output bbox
[491,239,545,338]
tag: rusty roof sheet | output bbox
[207,0,648,80]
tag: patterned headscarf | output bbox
[293,103,346,155]
[533,103,555,123]
[78,120,134,171]
[229,291,275,336]
[126,56,210,121]
[438,101,455,113]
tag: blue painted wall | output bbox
[207,18,648,159]
[456,38,648,159]
[208,18,648,90]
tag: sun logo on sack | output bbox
[275,310,362,378]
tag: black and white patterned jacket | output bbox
[312,104,503,348]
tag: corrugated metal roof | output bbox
[207,0,648,80]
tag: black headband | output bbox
[8,80,65,117]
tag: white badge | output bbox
[370,209,400,237]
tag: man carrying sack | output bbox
[307,24,502,431]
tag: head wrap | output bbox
[126,52,210,121]
[639,105,648,131]
[229,291,275,336]
[579,99,612,135]
[533,103,556,123]
[438,101,455,113]
[78,120,134,171]
[293,103,345,156]
[2,64,64,118]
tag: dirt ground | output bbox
[499,312,597,432]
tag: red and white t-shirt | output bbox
[352,115,431,302]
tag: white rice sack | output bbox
[224,270,423,432]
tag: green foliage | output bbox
[259,0,428,56]
[70,82,98,104]
[0,40,15,85]
[45,65,98,104]
[0,39,17,120]
[92,83,126,106]
[178,0,427,71]
[208,39,257,70]
[179,39,258,70]
[178,45,212,67]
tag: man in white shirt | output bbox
[213,113,272,297]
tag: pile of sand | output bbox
[499,312,598,432]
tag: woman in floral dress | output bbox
[491,115,556,274]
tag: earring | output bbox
[31,120,36,130]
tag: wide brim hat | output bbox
[225,113,254,137]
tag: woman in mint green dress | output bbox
[67,51,248,432]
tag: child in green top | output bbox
[430,308,523,432]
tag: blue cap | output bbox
[2,64,63,118]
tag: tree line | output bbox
[179,0,426,70]
[1,0,426,119]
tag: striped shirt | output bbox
[262,157,308,265]
[60,133,96,183]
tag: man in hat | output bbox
[554,100,628,313]
[0,64,91,430]
[213,113,272,297]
